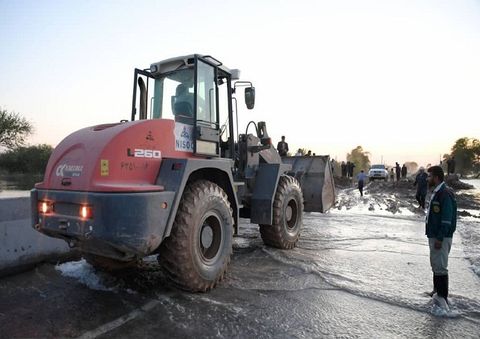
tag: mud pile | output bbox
[333,176,479,217]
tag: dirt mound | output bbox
[334,176,478,216]
[333,176,353,188]
[445,174,474,190]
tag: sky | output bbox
[1,0,479,167]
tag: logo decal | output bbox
[146,131,154,141]
[55,164,84,177]
[181,127,190,138]
[174,122,194,153]
[433,206,440,213]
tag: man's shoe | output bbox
[433,293,450,311]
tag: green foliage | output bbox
[347,146,371,175]
[450,137,480,175]
[0,108,33,149]
[0,144,53,174]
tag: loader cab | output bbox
[131,54,251,158]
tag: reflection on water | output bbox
[0,173,43,191]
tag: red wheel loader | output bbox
[31,54,335,291]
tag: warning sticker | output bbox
[100,159,109,176]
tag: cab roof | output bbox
[149,54,240,79]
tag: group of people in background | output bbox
[277,136,315,157]
[340,161,356,178]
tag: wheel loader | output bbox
[31,54,335,292]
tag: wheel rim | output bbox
[285,198,298,231]
[199,212,223,263]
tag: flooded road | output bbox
[1,183,480,338]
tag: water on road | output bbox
[1,181,479,338]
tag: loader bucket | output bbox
[282,155,336,213]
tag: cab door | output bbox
[194,58,220,157]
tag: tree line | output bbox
[0,108,52,174]
[1,108,479,176]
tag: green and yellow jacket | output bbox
[426,182,457,240]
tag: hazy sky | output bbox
[1,0,479,167]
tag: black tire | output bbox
[84,254,136,271]
[158,180,233,292]
[259,175,304,249]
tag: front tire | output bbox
[158,180,234,292]
[259,175,304,249]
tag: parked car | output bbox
[368,164,388,181]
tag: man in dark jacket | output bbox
[277,136,289,157]
[413,167,428,209]
[395,162,401,181]
[426,165,457,308]
[401,164,407,178]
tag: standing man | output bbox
[449,156,456,174]
[341,161,347,177]
[395,162,401,181]
[425,165,457,308]
[413,167,428,209]
[277,136,289,157]
[401,164,407,178]
[348,161,355,178]
[357,170,367,196]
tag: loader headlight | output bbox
[38,201,54,214]
[80,205,93,220]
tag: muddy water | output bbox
[1,182,479,338]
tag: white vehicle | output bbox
[368,164,388,181]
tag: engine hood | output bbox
[36,119,196,192]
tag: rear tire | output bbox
[259,175,304,249]
[158,180,233,292]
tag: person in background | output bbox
[306,150,312,156]
[395,162,401,181]
[277,136,289,157]
[413,167,428,209]
[449,156,456,174]
[425,165,457,308]
[347,161,355,178]
[401,164,407,178]
[341,161,347,177]
[357,170,367,196]
[295,148,302,156]
[390,168,395,182]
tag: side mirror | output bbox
[245,87,255,109]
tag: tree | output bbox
[0,108,33,149]
[0,144,53,174]
[346,146,370,176]
[450,137,479,175]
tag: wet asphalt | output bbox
[1,210,480,338]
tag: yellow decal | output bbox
[433,205,440,213]
[100,159,109,176]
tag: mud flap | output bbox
[282,155,336,213]
[251,163,291,224]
